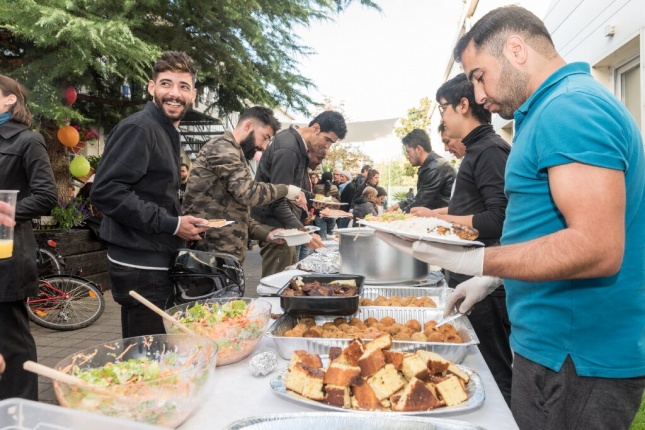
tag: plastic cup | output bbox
[0,190,18,259]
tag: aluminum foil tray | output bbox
[265,308,478,363]
[224,412,485,429]
[269,360,485,417]
[361,285,451,309]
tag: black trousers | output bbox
[0,301,38,400]
[449,276,513,407]
[108,262,174,339]
[467,291,513,407]
[512,353,645,430]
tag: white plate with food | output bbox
[310,199,347,206]
[194,219,235,229]
[275,226,320,237]
[320,208,352,218]
[274,227,319,246]
[270,358,484,415]
[358,218,484,247]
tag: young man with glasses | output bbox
[413,73,513,405]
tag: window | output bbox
[615,57,641,130]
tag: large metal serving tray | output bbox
[361,284,451,309]
[265,307,478,364]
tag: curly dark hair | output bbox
[153,51,197,84]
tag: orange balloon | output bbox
[57,126,80,147]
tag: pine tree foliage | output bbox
[0,0,158,126]
[0,0,381,125]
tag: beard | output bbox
[240,130,259,160]
[153,94,191,123]
[489,57,530,120]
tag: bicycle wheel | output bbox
[36,246,64,277]
[26,275,105,330]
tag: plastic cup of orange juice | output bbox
[0,190,18,259]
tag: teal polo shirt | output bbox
[502,62,645,377]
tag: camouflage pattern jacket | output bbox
[182,131,289,262]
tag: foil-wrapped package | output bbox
[249,351,278,377]
[296,249,339,273]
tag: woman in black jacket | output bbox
[0,75,57,399]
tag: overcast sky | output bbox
[293,0,464,160]
[294,0,553,122]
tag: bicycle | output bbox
[36,239,65,277]
[26,274,105,330]
[28,238,105,330]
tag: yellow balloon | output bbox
[69,156,90,178]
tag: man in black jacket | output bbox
[91,52,208,338]
[388,129,455,212]
[251,111,346,276]
[412,73,513,405]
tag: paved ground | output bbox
[32,246,263,404]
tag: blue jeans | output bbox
[295,244,311,261]
[108,261,174,339]
[315,216,336,239]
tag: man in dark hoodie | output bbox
[91,52,208,338]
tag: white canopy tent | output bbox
[282,117,399,144]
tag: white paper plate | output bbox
[310,199,347,206]
[194,220,235,229]
[358,220,484,247]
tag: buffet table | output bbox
[181,297,519,430]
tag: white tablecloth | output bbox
[181,297,518,430]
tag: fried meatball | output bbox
[379,316,396,327]
[338,323,352,332]
[348,318,364,327]
[410,332,428,342]
[446,334,463,343]
[364,317,378,327]
[322,322,337,330]
[393,332,411,340]
[333,317,347,326]
[373,297,389,306]
[303,329,321,338]
[439,324,458,336]
[360,298,373,306]
[405,319,422,332]
[426,331,446,342]
[424,320,438,330]
[299,316,316,327]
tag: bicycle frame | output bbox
[28,279,99,314]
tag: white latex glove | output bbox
[412,241,485,277]
[444,276,503,316]
[374,231,485,276]
[286,185,301,200]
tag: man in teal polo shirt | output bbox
[376,5,644,429]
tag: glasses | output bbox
[438,102,450,116]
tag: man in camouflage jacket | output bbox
[182,107,303,262]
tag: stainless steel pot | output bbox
[338,228,428,284]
